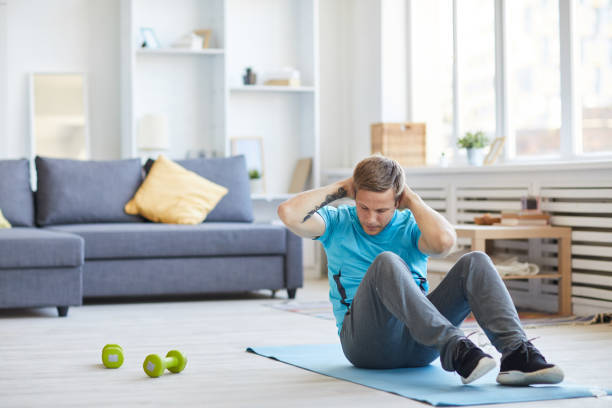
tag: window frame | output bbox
[415,0,612,164]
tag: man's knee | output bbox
[457,251,496,277]
[370,251,413,283]
[460,251,490,265]
[374,251,403,266]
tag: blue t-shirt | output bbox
[316,205,429,333]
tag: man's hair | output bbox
[353,155,405,202]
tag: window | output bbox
[409,0,611,164]
[411,0,454,164]
[577,0,612,154]
[456,0,496,140]
[507,0,561,158]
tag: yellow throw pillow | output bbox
[0,209,11,229]
[124,155,228,224]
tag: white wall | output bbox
[381,0,407,122]
[0,2,7,158]
[87,0,121,160]
[319,0,410,170]
[349,0,382,166]
[5,0,120,160]
[319,0,351,170]
[319,0,384,170]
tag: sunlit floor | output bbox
[0,278,610,407]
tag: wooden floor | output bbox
[0,278,611,407]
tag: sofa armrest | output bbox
[284,229,303,290]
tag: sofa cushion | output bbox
[0,227,84,268]
[125,155,228,224]
[0,159,35,227]
[35,156,144,226]
[46,222,287,259]
[157,155,254,222]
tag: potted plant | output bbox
[248,169,263,194]
[457,131,489,166]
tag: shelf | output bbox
[136,48,225,56]
[251,193,295,201]
[324,159,612,178]
[123,0,319,195]
[500,273,562,280]
[230,85,315,93]
[428,259,561,280]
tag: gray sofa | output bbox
[0,156,302,316]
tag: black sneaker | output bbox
[453,337,496,384]
[496,340,564,386]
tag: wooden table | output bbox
[454,225,572,316]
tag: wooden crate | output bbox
[371,122,426,167]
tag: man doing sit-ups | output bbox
[277,154,563,386]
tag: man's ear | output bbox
[395,184,407,208]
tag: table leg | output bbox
[471,238,486,252]
[558,235,572,316]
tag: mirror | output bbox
[30,73,89,160]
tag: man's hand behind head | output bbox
[341,177,355,200]
[398,184,418,210]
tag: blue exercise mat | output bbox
[247,343,610,406]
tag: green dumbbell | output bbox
[143,350,187,378]
[102,344,124,368]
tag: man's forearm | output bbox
[300,183,349,222]
[278,179,351,229]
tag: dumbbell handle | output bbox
[162,356,178,368]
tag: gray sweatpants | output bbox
[339,251,527,372]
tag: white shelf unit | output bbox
[251,193,295,201]
[121,0,227,160]
[230,85,315,93]
[136,48,225,56]
[121,0,320,197]
[226,0,319,196]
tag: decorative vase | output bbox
[250,178,264,194]
[466,148,485,166]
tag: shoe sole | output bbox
[461,357,496,384]
[496,366,564,386]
